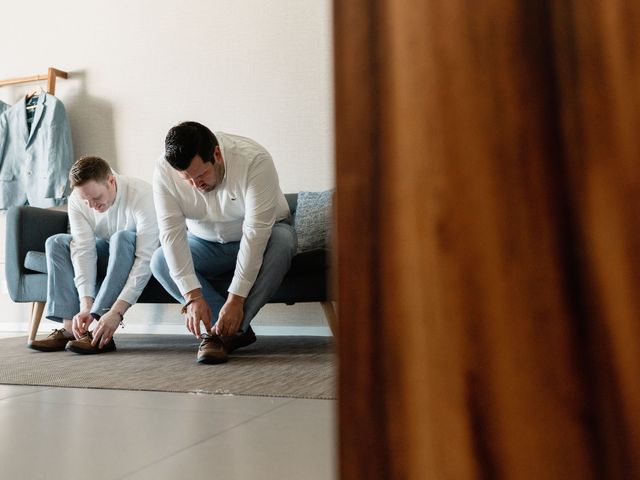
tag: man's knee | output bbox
[150,247,167,276]
[110,229,136,247]
[45,233,72,255]
[267,224,297,258]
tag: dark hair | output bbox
[69,156,112,187]
[164,121,219,170]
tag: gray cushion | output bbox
[25,251,47,273]
[293,190,333,253]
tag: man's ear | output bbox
[214,146,222,163]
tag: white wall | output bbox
[0,0,334,333]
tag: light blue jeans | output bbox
[44,230,137,322]
[150,222,297,333]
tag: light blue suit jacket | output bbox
[0,100,10,186]
[0,93,73,209]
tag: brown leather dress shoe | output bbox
[222,326,257,353]
[65,332,116,355]
[197,334,228,364]
[28,328,74,352]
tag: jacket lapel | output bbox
[27,92,47,145]
[13,96,30,146]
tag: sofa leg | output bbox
[28,302,45,343]
[321,301,338,338]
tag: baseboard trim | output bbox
[0,322,332,337]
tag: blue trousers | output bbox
[44,230,137,322]
[150,222,297,333]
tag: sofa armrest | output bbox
[5,206,69,302]
[285,193,298,215]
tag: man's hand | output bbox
[183,289,211,337]
[72,296,95,338]
[214,294,245,337]
[91,311,122,348]
[72,311,94,339]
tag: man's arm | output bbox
[91,186,159,347]
[68,194,98,337]
[153,168,201,295]
[115,188,159,306]
[228,153,281,297]
[69,194,98,299]
[153,166,211,337]
[215,153,280,336]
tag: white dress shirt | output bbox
[153,132,290,298]
[69,174,159,305]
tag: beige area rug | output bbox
[0,334,336,399]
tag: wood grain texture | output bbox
[335,0,639,478]
[334,0,391,478]
[551,1,640,477]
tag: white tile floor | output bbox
[0,335,337,480]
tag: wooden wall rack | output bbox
[0,67,69,95]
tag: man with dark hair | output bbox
[29,156,159,354]
[151,122,296,364]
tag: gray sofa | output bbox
[5,193,335,342]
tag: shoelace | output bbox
[199,333,217,343]
[49,328,68,337]
[199,333,225,348]
[76,331,93,341]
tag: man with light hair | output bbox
[29,156,159,354]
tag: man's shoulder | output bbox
[68,189,94,220]
[68,189,83,210]
[217,132,269,158]
[154,151,167,166]
[116,174,152,194]
[153,153,176,179]
[119,173,152,186]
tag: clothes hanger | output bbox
[26,85,45,109]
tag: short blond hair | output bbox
[69,156,112,187]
